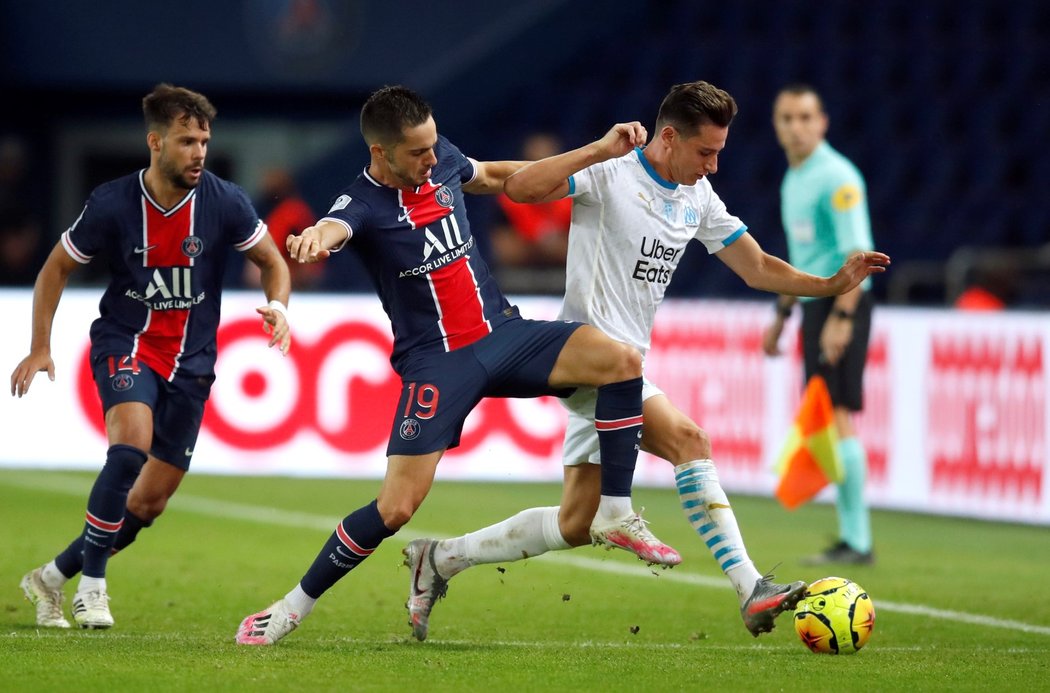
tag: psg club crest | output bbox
[112,373,134,392]
[399,418,421,440]
[434,186,454,208]
[182,236,204,258]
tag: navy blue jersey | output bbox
[321,135,513,372]
[62,170,267,380]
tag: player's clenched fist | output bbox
[597,122,648,159]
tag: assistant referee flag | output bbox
[774,375,844,509]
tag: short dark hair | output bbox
[655,81,738,135]
[776,83,826,113]
[142,83,216,132]
[360,85,433,147]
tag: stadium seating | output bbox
[442,0,1049,306]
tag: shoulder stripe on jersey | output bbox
[61,230,92,264]
[721,226,748,247]
[317,216,352,251]
[234,220,268,252]
[464,157,479,186]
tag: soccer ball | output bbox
[793,576,875,654]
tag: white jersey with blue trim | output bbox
[560,147,746,354]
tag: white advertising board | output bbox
[1,289,1047,525]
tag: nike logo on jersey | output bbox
[133,244,158,254]
[398,211,411,222]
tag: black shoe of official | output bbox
[800,541,875,566]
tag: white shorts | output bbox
[561,377,664,466]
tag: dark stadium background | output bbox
[2,0,1047,304]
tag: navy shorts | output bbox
[92,355,213,470]
[800,293,873,412]
[387,315,583,456]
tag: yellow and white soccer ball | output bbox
[793,576,875,654]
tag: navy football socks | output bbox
[594,377,644,497]
[53,510,153,579]
[79,445,147,578]
[299,499,395,599]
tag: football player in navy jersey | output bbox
[12,84,291,630]
[235,85,674,646]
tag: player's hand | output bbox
[287,226,331,264]
[820,318,853,366]
[256,304,291,355]
[762,322,784,357]
[829,251,890,294]
[596,122,648,160]
[10,350,56,397]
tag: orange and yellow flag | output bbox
[774,375,844,509]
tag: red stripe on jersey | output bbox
[595,415,645,431]
[398,180,454,229]
[142,197,194,267]
[427,257,490,351]
[335,522,374,557]
[86,511,124,533]
[136,308,190,381]
[135,195,195,379]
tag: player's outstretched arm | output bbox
[286,220,347,264]
[10,243,79,397]
[246,233,292,356]
[504,122,648,204]
[716,233,889,297]
[462,160,529,196]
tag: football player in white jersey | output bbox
[403,81,888,639]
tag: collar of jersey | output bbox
[362,166,382,187]
[138,169,196,215]
[634,147,677,191]
[795,141,831,172]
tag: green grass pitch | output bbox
[2,469,1048,691]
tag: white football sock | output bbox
[76,575,106,595]
[283,583,316,619]
[41,561,68,590]
[675,459,762,603]
[434,506,569,577]
[596,495,633,520]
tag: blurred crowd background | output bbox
[1,0,1047,308]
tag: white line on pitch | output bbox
[5,470,1050,637]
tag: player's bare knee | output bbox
[558,513,593,547]
[660,422,711,464]
[682,423,712,460]
[376,499,416,530]
[598,341,642,384]
[126,496,167,521]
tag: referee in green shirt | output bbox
[763,85,875,565]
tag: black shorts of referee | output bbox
[800,291,873,412]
